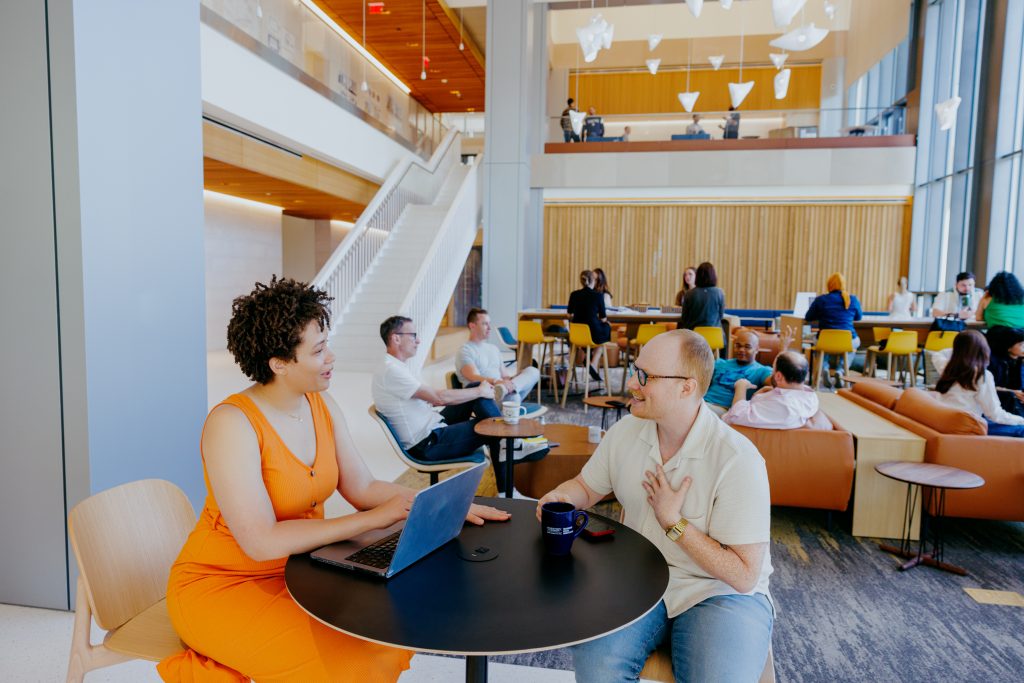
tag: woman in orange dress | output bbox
[158,277,509,683]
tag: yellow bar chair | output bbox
[620,323,669,394]
[863,327,893,377]
[810,329,856,388]
[517,320,558,403]
[879,330,919,386]
[916,329,958,382]
[694,326,726,358]
[561,323,612,409]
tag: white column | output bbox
[1,0,207,607]
[482,0,547,332]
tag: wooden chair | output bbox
[368,404,487,485]
[561,323,612,409]
[640,643,776,682]
[66,479,196,683]
[694,326,726,358]
[620,323,669,394]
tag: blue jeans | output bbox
[408,398,500,462]
[572,594,773,683]
[985,417,1024,438]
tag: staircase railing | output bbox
[403,157,483,371]
[312,129,461,330]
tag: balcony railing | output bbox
[201,0,445,158]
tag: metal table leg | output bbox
[466,655,488,682]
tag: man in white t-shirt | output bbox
[723,351,832,430]
[931,271,983,319]
[372,316,499,466]
[456,308,540,403]
[536,330,773,681]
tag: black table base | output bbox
[879,483,969,575]
[466,655,487,683]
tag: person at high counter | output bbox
[568,269,612,382]
[159,278,508,683]
[986,325,1024,418]
[674,265,697,307]
[976,271,1024,329]
[931,271,982,319]
[805,272,863,349]
[678,261,725,330]
[537,330,773,682]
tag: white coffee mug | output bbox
[587,426,606,443]
[502,402,528,424]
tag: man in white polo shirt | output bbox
[536,330,773,681]
[456,307,540,402]
[372,316,498,465]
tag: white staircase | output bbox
[313,130,480,372]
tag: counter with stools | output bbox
[517,320,558,403]
[561,323,612,409]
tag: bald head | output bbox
[732,329,760,365]
[773,351,809,387]
[644,329,715,395]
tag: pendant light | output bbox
[420,0,427,80]
[678,39,699,112]
[459,7,465,51]
[728,1,753,108]
[360,0,368,91]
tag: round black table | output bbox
[285,498,669,682]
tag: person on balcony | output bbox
[723,349,832,430]
[560,98,580,143]
[456,307,539,403]
[686,114,705,136]
[703,329,773,416]
[583,106,605,141]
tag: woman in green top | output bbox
[977,271,1024,328]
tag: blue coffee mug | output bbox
[541,502,589,556]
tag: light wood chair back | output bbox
[66,479,196,682]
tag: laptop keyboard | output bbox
[344,530,402,569]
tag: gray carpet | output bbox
[482,392,1024,681]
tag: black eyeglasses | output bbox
[395,332,419,340]
[629,364,692,386]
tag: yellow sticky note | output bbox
[963,588,1024,607]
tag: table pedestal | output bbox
[878,485,969,575]
[466,655,488,683]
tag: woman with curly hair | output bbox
[976,271,1024,328]
[159,277,508,682]
[932,329,1024,437]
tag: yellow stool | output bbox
[863,328,893,378]
[916,329,957,381]
[517,320,557,403]
[561,323,612,409]
[864,330,918,386]
[810,329,856,388]
[620,323,669,394]
[694,326,726,358]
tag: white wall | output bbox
[204,192,283,350]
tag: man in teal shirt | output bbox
[704,330,773,415]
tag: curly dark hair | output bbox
[985,271,1024,305]
[226,276,333,385]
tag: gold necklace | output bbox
[255,390,304,423]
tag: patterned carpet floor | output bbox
[397,383,1024,681]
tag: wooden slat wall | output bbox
[543,203,911,312]
[569,65,821,115]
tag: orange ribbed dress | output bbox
[158,393,412,683]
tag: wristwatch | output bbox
[665,517,688,542]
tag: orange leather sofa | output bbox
[731,420,855,512]
[838,380,1024,522]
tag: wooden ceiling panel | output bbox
[316,0,485,112]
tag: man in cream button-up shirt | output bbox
[537,330,773,682]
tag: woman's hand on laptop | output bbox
[372,492,415,527]
[466,503,511,526]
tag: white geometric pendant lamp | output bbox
[720,0,734,8]
[770,52,788,70]
[686,0,704,19]
[728,81,754,108]
[774,68,791,99]
[678,92,700,112]
[772,0,807,28]
[648,34,663,51]
[824,1,836,20]
[770,24,829,51]
[935,96,962,131]
[646,58,661,75]
[708,55,725,70]
[569,110,587,136]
